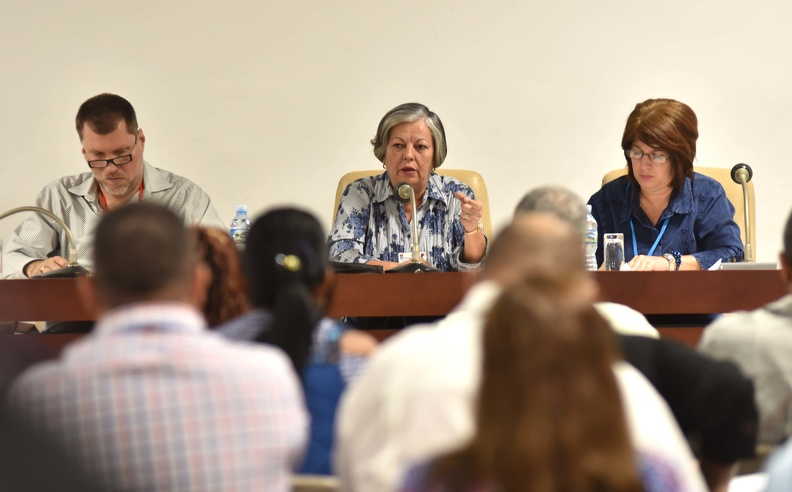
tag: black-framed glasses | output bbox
[626,147,669,164]
[86,134,138,169]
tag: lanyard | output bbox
[630,217,669,258]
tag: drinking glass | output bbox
[603,233,625,271]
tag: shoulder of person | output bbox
[145,163,209,197]
[434,173,473,196]
[590,174,630,203]
[690,172,728,197]
[43,170,93,200]
[344,173,383,195]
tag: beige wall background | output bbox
[1,0,789,262]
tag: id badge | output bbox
[398,251,428,263]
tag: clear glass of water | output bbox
[603,233,625,271]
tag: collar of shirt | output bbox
[67,161,177,206]
[619,175,694,226]
[370,171,451,210]
[93,302,207,337]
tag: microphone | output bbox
[730,163,754,262]
[0,206,88,277]
[396,183,422,263]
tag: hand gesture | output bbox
[454,192,483,233]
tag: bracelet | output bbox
[671,250,682,271]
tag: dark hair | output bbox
[93,202,194,305]
[784,208,792,265]
[622,98,698,194]
[76,93,139,139]
[371,102,448,168]
[192,226,249,327]
[428,286,641,492]
[244,207,327,373]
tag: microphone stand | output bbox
[731,164,754,262]
[0,206,87,277]
[397,183,421,263]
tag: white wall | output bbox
[1,0,789,262]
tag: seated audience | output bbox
[219,207,376,475]
[517,185,758,492]
[191,225,249,327]
[329,102,486,271]
[400,285,666,492]
[336,214,707,492]
[588,98,743,270]
[700,207,792,445]
[7,202,306,492]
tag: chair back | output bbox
[602,167,756,261]
[332,169,493,239]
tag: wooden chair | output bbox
[332,169,492,239]
[602,167,756,261]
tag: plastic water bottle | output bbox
[585,204,598,271]
[229,205,250,249]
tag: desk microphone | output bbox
[730,163,754,262]
[396,183,422,263]
[0,206,88,277]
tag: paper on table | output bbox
[708,259,723,271]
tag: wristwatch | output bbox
[464,222,483,235]
[663,251,682,271]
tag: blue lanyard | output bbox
[630,218,669,258]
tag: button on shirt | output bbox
[8,303,307,492]
[587,173,743,269]
[1,161,224,278]
[329,172,483,272]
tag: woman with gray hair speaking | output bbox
[329,103,486,271]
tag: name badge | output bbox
[398,251,428,263]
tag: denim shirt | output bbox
[587,173,744,269]
[328,172,483,272]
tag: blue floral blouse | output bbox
[329,172,483,272]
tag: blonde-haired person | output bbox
[329,103,486,272]
[400,285,664,492]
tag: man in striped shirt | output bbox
[1,93,223,279]
[8,202,307,491]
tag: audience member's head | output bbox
[244,207,330,373]
[514,185,588,232]
[482,213,596,304]
[191,226,249,327]
[426,283,640,492]
[92,202,201,309]
[783,208,792,282]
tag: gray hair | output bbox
[514,186,587,233]
[371,103,447,169]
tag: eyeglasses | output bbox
[86,134,138,169]
[626,147,669,164]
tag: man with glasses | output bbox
[1,93,223,279]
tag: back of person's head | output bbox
[75,93,138,138]
[483,213,594,302]
[430,284,641,492]
[93,202,195,307]
[784,208,792,269]
[244,207,328,373]
[192,226,249,327]
[514,185,587,232]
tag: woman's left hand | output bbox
[454,192,483,233]
[627,254,671,271]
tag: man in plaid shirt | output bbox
[8,202,307,491]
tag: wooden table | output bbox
[0,270,786,346]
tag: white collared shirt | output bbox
[336,282,707,492]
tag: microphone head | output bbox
[731,163,753,184]
[397,183,413,201]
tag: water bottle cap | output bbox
[234,205,248,215]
